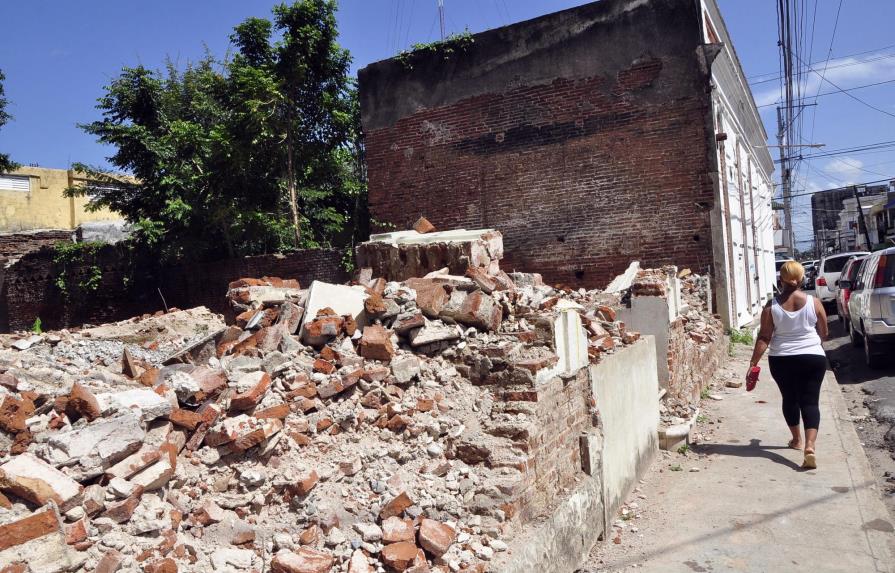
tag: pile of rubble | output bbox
[0,227,700,573]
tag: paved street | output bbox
[587,343,895,573]
[825,317,895,433]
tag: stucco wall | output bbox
[0,166,121,231]
[495,338,660,573]
[590,337,659,521]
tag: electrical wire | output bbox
[758,77,895,108]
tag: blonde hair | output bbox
[779,260,804,288]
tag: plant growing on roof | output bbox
[395,30,475,70]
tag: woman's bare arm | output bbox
[814,297,829,341]
[748,304,774,370]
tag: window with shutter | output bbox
[0,175,30,192]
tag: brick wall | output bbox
[513,369,593,523]
[455,340,594,526]
[666,317,726,405]
[0,230,71,260]
[359,0,716,289]
[0,247,347,332]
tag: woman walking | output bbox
[748,260,829,469]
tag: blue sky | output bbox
[2,1,894,245]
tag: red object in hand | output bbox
[746,366,760,392]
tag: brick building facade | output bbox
[359,0,775,327]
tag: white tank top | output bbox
[768,295,826,357]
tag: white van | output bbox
[816,251,870,307]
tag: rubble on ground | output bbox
[0,227,718,572]
[637,267,725,429]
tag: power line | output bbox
[776,138,895,162]
[750,50,895,86]
[748,43,895,81]
[758,77,895,108]
[797,52,895,120]
[774,175,895,200]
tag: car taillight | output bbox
[874,255,888,288]
[816,276,827,286]
[844,290,851,305]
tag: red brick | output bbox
[358,325,395,362]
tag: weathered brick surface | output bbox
[0,230,71,261]
[0,247,346,332]
[360,0,715,289]
[666,318,726,404]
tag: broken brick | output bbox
[412,216,436,234]
[380,541,419,572]
[358,325,395,362]
[418,518,455,557]
[404,279,448,318]
[230,371,272,411]
[0,394,34,433]
[66,382,101,422]
[0,507,61,551]
[271,548,334,573]
[380,491,413,520]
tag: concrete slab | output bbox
[605,261,640,293]
[298,281,368,344]
[367,228,498,246]
[588,353,895,573]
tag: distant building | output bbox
[811,182,893,253]
[837,194,887,251]
[359,0,775,328]
[0,166,122,232]
[772,202,790,257]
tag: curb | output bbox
[825,370,895,572]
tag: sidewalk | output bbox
[587,346,895,572]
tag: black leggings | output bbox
[768,354,827,429]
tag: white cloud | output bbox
[823,157,865,184]
[753,51,895,109]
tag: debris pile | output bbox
[0,227,712,573]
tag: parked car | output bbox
[816,251,870,310]
[835,256,865,326]
[803,259,819,289]
[846,247,895,368]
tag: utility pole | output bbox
[853,186,873,250]
[776,106,794,258]
[438,0,445,41]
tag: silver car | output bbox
[846,246,895,368]
[816,251,870,308]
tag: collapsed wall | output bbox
[0,226,684,573]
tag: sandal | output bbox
[802,450,817,469]
[788,439,803,450]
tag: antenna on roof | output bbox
[438,0,445,41]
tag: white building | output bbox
[837,194,888,251]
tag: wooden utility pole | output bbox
[853,186,873,250]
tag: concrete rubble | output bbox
[0,227,721,572]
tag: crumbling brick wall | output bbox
[0,248,347,332]
[666,317,726,404]
[513,369,593,523]
[456,338,595,526]
[0,229,71,260]
[359,0,717,289]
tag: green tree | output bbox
[229,0,357,246]
[71,0,365,262]
[0,69,18,173]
